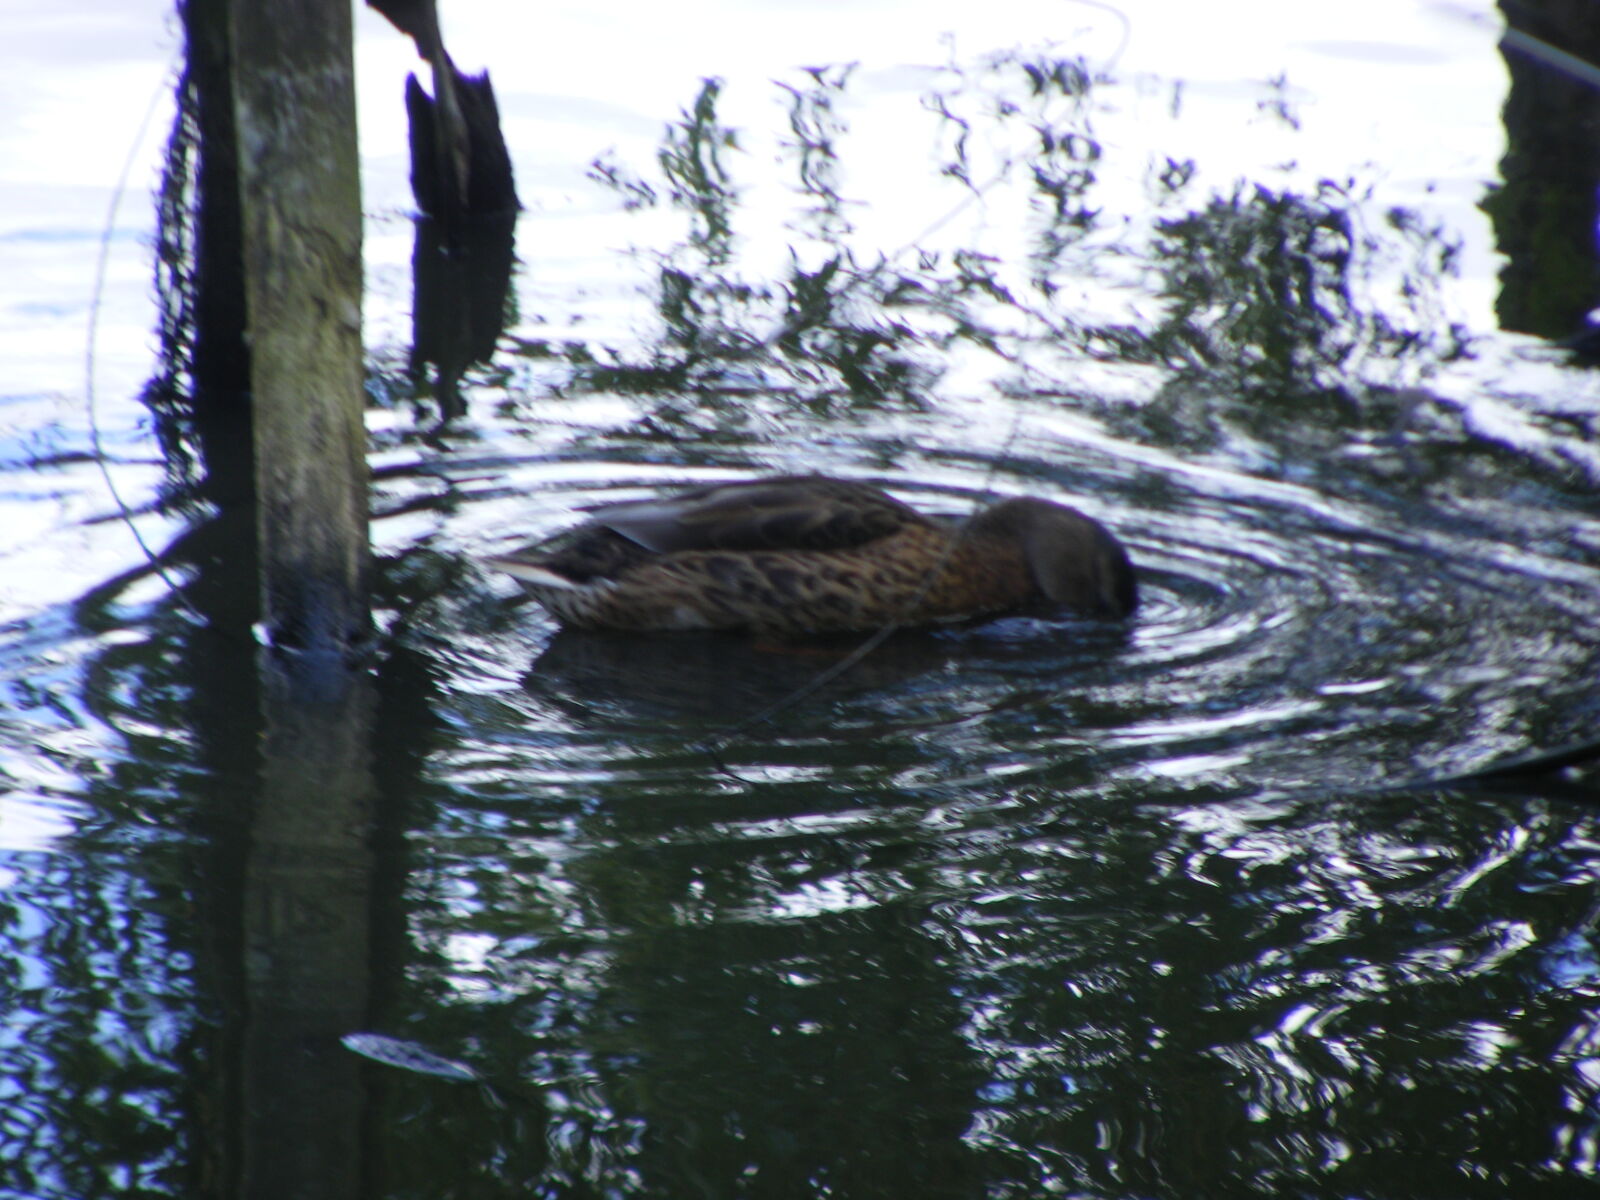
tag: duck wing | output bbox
[588,475,923,554]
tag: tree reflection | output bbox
[517,76,943,423]
[1148,182,1469,403]
[517,54,1486,478]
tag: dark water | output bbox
[4,4,1600,1198]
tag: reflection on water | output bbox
[4,3,1600,1198]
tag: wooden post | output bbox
[231,0,371,654]
[171,10,379,1193]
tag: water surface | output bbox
[2,2,1599,1197]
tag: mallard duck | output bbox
[487,475,1138,635]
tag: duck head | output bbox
[976,497,1139,619]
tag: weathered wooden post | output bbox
[370,0,521,419]
[172,5,377,1196]
[1488,0,1600,344]
[231,0,372,654]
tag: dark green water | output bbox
[3,4,1600,1198]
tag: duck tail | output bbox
[484,558,583,590]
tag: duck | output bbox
[486,474,1138,635]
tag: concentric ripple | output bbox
[380,424,1600,814]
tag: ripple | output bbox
[361,410,1600,809]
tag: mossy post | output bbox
[173,6,377,1188]
[232,0,371,655]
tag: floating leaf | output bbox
[341,1032,481,1083]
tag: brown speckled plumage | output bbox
[487,475,1138,635]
